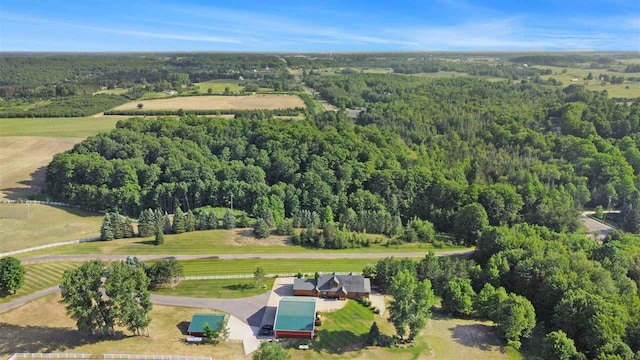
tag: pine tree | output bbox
[206,211,218,229]
[112,213,124,239]
[163,213,172,234]
[137,210,151,237]
[172,206,186,234]
[223,209,236,229]
[253,218,270,238]
[368,322,381,346]
[185,210,196,232]
[100,213,115,241]
[155,228,164,245]
[122,217,134,238]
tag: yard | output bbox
[195,80,244,93]
[0,294,244,358]
[112,94,306,111]
[152,278,275,299]
[0,262,76,304]
[178,258,379,276]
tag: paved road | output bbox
[151,292,270,327]
[20,249,474,264]
[580,210,618,241]
[0,285,60,313]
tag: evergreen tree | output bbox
[155,228,164,245]
[622,200,640,233]
[253,218,270,238]
[185,210,196,232]
[122,216,134,238]
[368,322,381,346]
[223,209,236,229]
[163,212,172,234]
[137,210,153,237]
[172,206,186,234]
[100,213,115,241]
[206,211,218,229]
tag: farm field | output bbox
[112,94,306,111]
[0,117,120,137]
[0,137,81,200]
[178,258,379,276]
[0,203,102,252]
[17,228,468,257]
[0,294,244,358]
[0,262,75,304]
[152,278,275,298]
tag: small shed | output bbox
[274,296,317,339]
[187,313,226,336]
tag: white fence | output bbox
[0,237,100,258]
[9,354,92,360]
[104,355,211,360]
[183,271,362,281]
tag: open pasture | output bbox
[0,137,82,200]
[112,94,305,111]
[0,203,102,252]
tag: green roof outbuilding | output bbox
[187,313,226,336]
[274,296,317,339]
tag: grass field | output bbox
[0,262,75,304]
[0,294,244,358]
[538,65,640,98]
[0,204,102,252]
[195,80,244,93]
[0,137,82,200]
[17,228,466,257]
[112,94,306,111]
[0,117,120,137]
[178,258,379,276]
[152,278,274,298]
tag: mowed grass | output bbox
[195,80,244,93]
[0,294,244,358]
[537,65,640,99]
[178,258,378,276]
[112,94,306,111]
[0,204,102,253]
[0,262,76,304]
[17,228,467,257]
[0,117,120,137]
[152,278,274,298]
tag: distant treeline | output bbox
[510,55,614,67]
[103,107,307,117]
[0,94,128,117]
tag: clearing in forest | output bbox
[112,94,306,111]
[0,136,81,200]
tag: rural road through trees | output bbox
[19,249,474,264]
[580,210,618,241]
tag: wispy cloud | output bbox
[0,13,242,44]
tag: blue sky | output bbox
[0,0,638,51]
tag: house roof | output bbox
[293,273,371,294]
[274,296,317,332]
[187,314,225,334]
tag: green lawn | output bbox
[0,262,76,304]
[18,228,468,257]
[152,278,274,298]
[195,81,244,93]
[178,258,379,276]
[0,117,120,137]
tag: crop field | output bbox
[152,278,275,298]
[16,228,467,257]
[112,94,306,111]
[0,262,75,304]
[178,258,379,276]
[0,137,81,200]
[0,294,244,358]
[0,117,120,137]
[0,203,102,252]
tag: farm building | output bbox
[187,313,226,336]
[274,296,317,339]
[293,272,371,299]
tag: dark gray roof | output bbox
[293,273,371,294]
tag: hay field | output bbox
[0,294,244,358]
[0,137,81,200]
[0,203,102,252]
[0,117,120,137]
[113,94,305,111]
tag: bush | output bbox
[276,219,295,236]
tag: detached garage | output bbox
[187,313,226,336]
[274,296,317,339]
